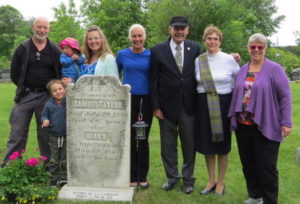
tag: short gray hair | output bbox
[248,33,268,47]
[33,17,49,26]
[128,24,146,40]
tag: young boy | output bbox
[41,79,67,187]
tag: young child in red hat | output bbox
[59,38,84,84]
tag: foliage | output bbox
[0,56,10,69]
[0,0,291,61]
[234,0,285,36]
[266,47,300,78]
[48,0,85,46]
[279,45,300,57]
[0,149,58,203]
[0,5,31,58]
[81,0,146,52]
[146,0,284,63]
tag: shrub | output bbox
[0,150,58,203]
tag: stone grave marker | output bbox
[58,75,133,202]
[296,147,300,165]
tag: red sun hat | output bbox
[59,37,80,53]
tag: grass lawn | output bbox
[0,82,299,204]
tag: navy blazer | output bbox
[150,38,201,119]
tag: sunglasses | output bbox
[36,52,41,61]
[249,45,265,51]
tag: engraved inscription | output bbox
[71,99,126,109]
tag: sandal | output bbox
[130,182,138,187]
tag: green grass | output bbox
[1,82,300,204]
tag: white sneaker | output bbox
[244,197,263,204]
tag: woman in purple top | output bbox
[228,33,292,204]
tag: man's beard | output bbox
[34,32,47,41]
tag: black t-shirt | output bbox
[24,39,56,89]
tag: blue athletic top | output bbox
[116,48,150,95]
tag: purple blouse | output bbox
[228,58,292,142]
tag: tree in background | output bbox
[266,47,300,78]
[237,0,284,36]
[81,0,146,53]
[2,0,299,71]
[146,0,284,63]
[48,0,85,46]
[0,5,31,68]
[0,5,24,57]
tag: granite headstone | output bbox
[58,75,133,202]
[296,147,300,165]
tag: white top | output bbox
[195,51,240,94]
[170,39,184,66]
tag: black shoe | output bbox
[58,180,67,187]
[182,185,193,194]
[161,180,178,191]
[200,184,216,195]
[139,182,149,190]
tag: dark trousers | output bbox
[159,108,196,185]
[49,135,67,183]
[236,123,280,204]
[130,95,153,182]
[3,91,50,163]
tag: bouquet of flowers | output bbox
[0,149,58,203]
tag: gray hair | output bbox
[248,33,268,47]
[128,24,146,40]
[33,17,49,26]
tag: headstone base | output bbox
[296,147,300,165]
[58,186,134,202]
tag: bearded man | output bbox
[1,17,61,165]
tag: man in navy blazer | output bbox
[150,16,201,194]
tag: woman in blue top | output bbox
[79,25,118,78]
[116,24,152,189]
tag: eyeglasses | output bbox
[206,37,219,41]
[36,52,41,61]
[87,37,100,41]
[249,45,265,51]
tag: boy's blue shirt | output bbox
[41,97,66,136]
